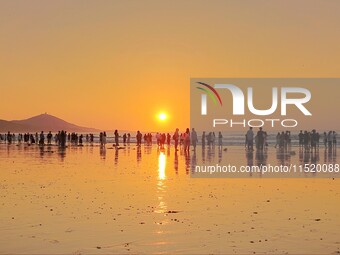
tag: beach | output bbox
[1,143,340,254]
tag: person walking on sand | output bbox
[99,132,103,146]
[246,127,254,151]
[173,128,179,151]
[218,131,223,148]
[298,130,304,148]
[114,130,119,147]
[191,128,198,151]
[183,128,190,153]
[136,131,142,146]
[257,127,265,150]
[127,133,131,144]
[275,132,280,148]
[201,131,206,147]
[35,132,39,145]
[123,133,127,145]
[103,132,107,146]
[47,131,52,145]
[323,132,328,148]
[39,131,45,145]
[167,133,171,146]
[311,129,317,152]
[328,131,333,150]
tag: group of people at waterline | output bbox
[1,128,337,152]
[244,127,337,152]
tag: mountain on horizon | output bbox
[0,113,99,133]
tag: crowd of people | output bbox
[0,129,337,153]
[0,131,96,147]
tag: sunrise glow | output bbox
[158,113,167,122]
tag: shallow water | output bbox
[0,143,340,254]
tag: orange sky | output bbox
[1,1,340,131]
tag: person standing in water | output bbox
[191,128,198,151]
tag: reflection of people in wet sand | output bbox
[246,150,254,176]
[174,150,178,174]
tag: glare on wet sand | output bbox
[0,143,340,254]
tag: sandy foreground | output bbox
[0,143,340,254]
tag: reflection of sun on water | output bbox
[154,152,168,220]
[158,152,166,180]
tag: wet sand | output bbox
[1,143,340,254]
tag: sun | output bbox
[158,112,167,121]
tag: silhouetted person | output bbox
[183,128,190,153]
[47,131,52,145]
[173,128,179,151]
[328,131,333,150]
[123,133,127,144]
[136,131,142,146]
[201,131,206,147]
[257,128,265,150]
[114,130,119,146]
[191,128,198,150]
[218,131,223,148]
[246,127,254,151]
[166,133,171,146]
[323,132,327,148]
[39,131,45,145]
[298,130,304,148]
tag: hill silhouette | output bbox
[0,114,99,132]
